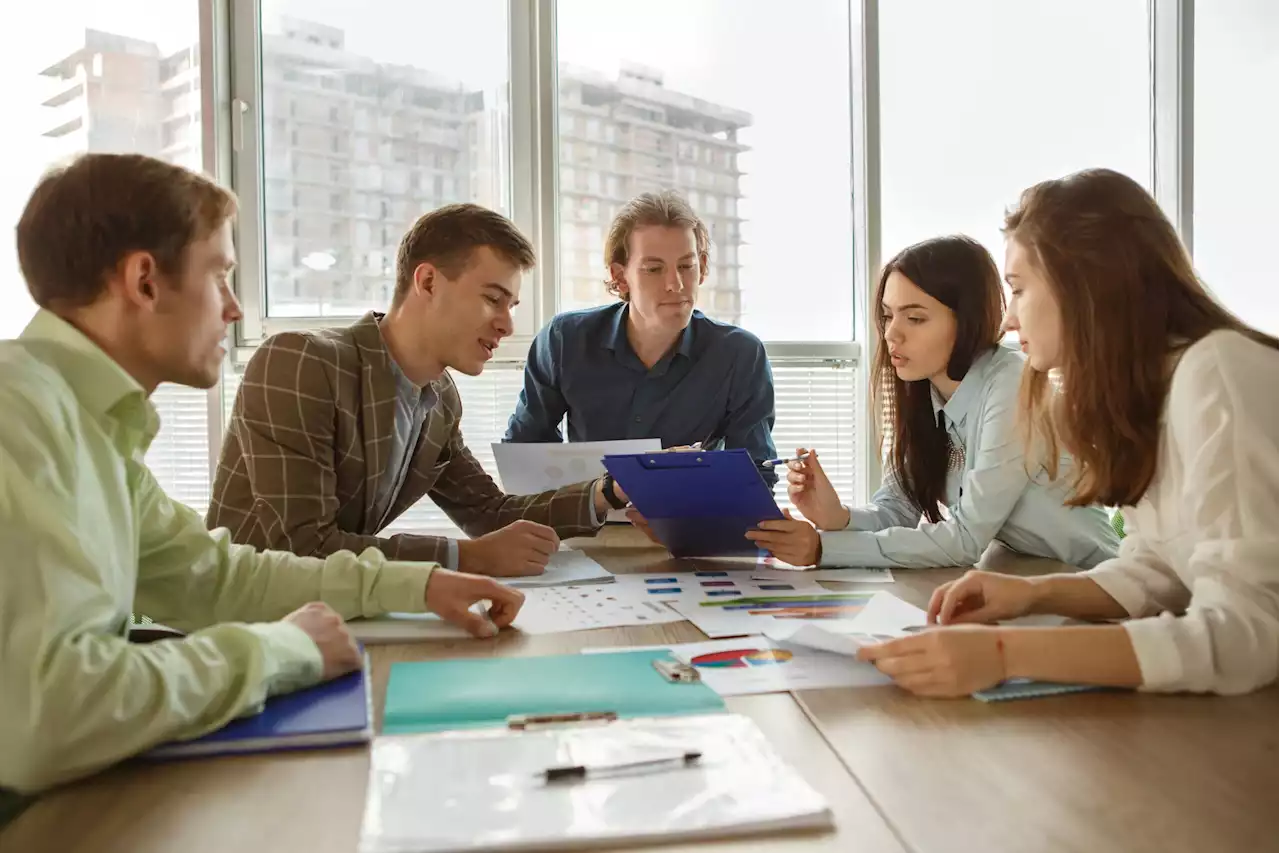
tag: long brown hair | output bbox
[1005,168,1277,507]
[873,236,1006,522]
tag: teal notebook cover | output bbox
[384,650,725,734]
[972,679,1106,703]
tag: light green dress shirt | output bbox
[0,311,436,819]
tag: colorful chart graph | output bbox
[689,648,794,669]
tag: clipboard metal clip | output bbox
[653,657,701,683]
[506,711,618,730]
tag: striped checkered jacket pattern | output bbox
[206,312,600,563]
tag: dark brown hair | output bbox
[873,236,1006,523]
[394,203,535,302]
[1005,167,1277,506]
[603,191,710,299]
[17,153,237,309]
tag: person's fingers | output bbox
[943,603,1004,625]
[927,583,950,624]
[938,575,983,625]
[524,536,557,559]
[485,586,524,627]
[782,508,794,520]
[890,671,943,695]
[856,635,925,662]
[872,652,937,677]
[753,519,800,532]
[529,524,560,545]
[451,607,498,638]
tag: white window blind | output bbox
[145,384,213,516]
[769,360,861,517]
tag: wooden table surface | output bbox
[2,527,1274,853]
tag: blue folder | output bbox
[143,659,373,759]
[602,448,782,557]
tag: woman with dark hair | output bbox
[859,169,1277,697]
[748,235,1118,569]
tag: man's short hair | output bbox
[16,153,238,309]
[602,191,711,299]
[394,203,536,302]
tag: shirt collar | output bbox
[931,347,995,427]
[374,313,439,407]
[20,309,158,436]
[602,301,698,361]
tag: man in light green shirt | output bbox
[0,153,523,822]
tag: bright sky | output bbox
[0,0,1274,342]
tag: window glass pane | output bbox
[260,2,510,318]
[556,0,856,341]
[0,1,212,510]
[879,0,1151,276]
[1194,0,1279,335]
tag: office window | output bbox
[0,1,215,512]
[879,0,1151,281]
[556,0,855,341]
[1193,0,1279,334]
[259,1,510,318]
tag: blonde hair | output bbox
[602,191,711,298]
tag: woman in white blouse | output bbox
[859,168,1278,697]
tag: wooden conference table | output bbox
[2,526,1275,853]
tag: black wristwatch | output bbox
[600,472,628,510]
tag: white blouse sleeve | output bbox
[1086,531,1191,617]
[1098,336,1278,695]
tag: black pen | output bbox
[541,750,702,783]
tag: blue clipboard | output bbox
[602,448,782,557]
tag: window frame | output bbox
[205,0,1195,506]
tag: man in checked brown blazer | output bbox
[208,204,624,576]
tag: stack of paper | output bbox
[348,551,615,643]
[585,637,892,695]
[505,549,614,588]
[492,438,661,523]
[359,714,833,853]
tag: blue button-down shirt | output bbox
[820,345,1120,569]
[504,302,779,486]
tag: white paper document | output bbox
[609,570,826,602]
[668,588,882,639]
[504,549,614,588]
[512,584,686,634]
[753,567,895,583]
[763,592,927,654]
[491,438,661,494]
[585,636,890,695]
[359,714,833,853]
[347,612,473,644]
[347,552,615,643]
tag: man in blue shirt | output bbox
[504,191,778,488]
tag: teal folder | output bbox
[384,650,725,734]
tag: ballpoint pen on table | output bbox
[539,750,703,783]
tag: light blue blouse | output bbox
[820,346,1120,569]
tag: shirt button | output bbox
[633,416,642,423]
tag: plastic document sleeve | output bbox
[358,713,832,853]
